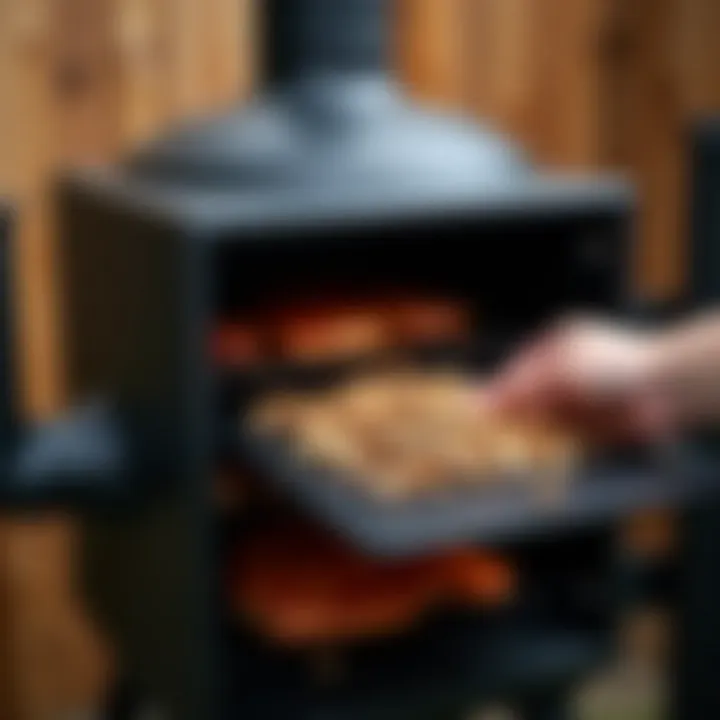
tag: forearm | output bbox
[646,311,720,425]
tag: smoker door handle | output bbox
[3,400,133,510]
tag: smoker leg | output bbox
[671,503,720,720]
[517,690,573,720]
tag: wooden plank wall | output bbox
[0,0,719,717]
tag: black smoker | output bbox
[2,2,720,719]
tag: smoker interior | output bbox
[212,210,714,557]
[208,209,652,716]
[60,179,713,717]
[213,212,629,337]
[218,522,617,719]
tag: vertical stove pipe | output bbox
[264,0,389,85]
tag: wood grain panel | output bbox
[466,0,537,150]
[529,0,609,169]
[116,0,168,147]
[468,0,609,168]
[4,517,114,720]
[52,0,122,168]
[5,0,60,417]
[676,0,720,117]
[612,0,686,297]
[202,0,258,107]
[395,0,471,109]
[0,0,14,195]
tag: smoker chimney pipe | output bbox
[264,0,389,85]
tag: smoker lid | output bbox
[129,0,530,191]
[131,76,529,190]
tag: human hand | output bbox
[485,317,672,442]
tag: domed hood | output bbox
[130,0,531,192]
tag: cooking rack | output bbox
[214,514,620,720]
[237,426,714,556]
[223,615,606,720]
[220,337,715,556]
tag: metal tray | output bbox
[225,340,720,556]
[236,423,720,557]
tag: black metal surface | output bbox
[671,502,720,720]
[239,429,719,556]
[104,676,148,720]
[60,183,220,720]
[690,119,720,308]
[264,0,388,86]
[616,555,677,608]
[518,690,574,720]
[59,181,197,490]
[670,117,720,720]
[225,615,606,720]
[3,402,131,510]
[70,167,634,239]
